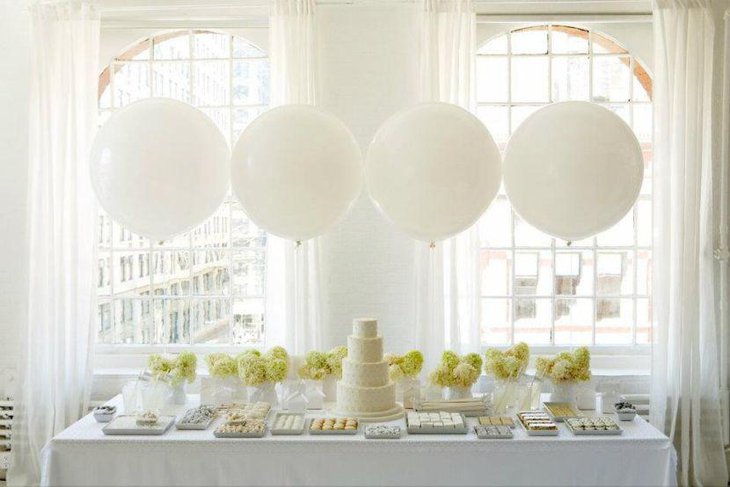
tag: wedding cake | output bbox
[334,318,404,421]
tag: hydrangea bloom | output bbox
[484,342,530,380]
[429,350,483,388]
[535,347,591,383]
[385,350,424,381]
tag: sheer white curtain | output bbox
[416,0,480,371]
[265,0,322,354]
[650,0,728,485]
[8,3,99,486]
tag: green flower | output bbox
[238,354,267,386]
[400,350,424,377]
[209,354,237,379]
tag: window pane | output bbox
[154,298,190,344]
[593,56,631,102]
[596,251,634,295]
[637,198,652,247]
[478,196,511,247]
[113,62,150,106]
[515,250,552,295]
[511,57,549,102]
[513,298,551,345]
[552,56,589,101]
[193,32,229,59]
[153,33,190,60]
[115,299,154,345]
[233,60,270,105]
[596,210,635,246]
[191,299,231,344]
[233,38,266,58]
[481,249,511,296]
[637,250,652,296]
[97,300,113,344]
[595,298,633,345]
[554,250,593,296]
[193,61,229,106]
[192,250,229,295]
[514,213,551,247]
[232,251,265,297]
[476,57,508,102]
[551,27,589,54]
[554,298,593,345]
[152,251,191,296]
[231,202,267,247]
[481,298,511,345]
[633,103,652,143]
[232,298,265,344]
[152,62,191,102]
[511,28,548,55]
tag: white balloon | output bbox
[503,101,643,242]
[365,103,502,242]
[231,105,363,241]
[90,98,230,241]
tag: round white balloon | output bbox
[90,98,230,240]
[503,101,643,242]
[231,105,363,241]
[365,103,502,242]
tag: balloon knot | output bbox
[566,241,572,247]
[429,241,436,249]
[295,240,302,248]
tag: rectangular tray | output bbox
[568,427,623,436]
[175,417,215,430]
[516,414,559,436]
[543,402,582,422]
[474,425,513,439]
[406,413,468,435]
[102,415,175,436]
[307,419,359,435]
[270,412,306,435]
[364,426,401,439]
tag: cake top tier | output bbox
[353,318,378,338]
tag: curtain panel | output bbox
[650,0,728,485]
[416,0,480,372]
[8,2,100,486]
[265,0,323,354]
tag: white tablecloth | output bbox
[41,395,676,487]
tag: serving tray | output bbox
[213,428,267,438]
[474,425,513,439]
[565,419,623,436]
[270,412,306,435]
[364,425,401,439]
[102,415,175,436]
[308,419,359,435]
[175,417,215,430]
[543,402,582,422]
[406,413,468,435]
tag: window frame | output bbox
[94,29,270,353]
[476,24,653,355]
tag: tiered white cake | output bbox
[334,319,404,421]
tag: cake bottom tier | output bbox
[336,381,397,415]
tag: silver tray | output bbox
[175,417,215,430]
[308,419,359,435]
[364,425,401,439]
[102,415,175,436]
[270,412,306,435]
[566,421,623,436]
[406,413,468,435]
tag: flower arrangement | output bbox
[298,346,349,380]
[429,351,483,388]
[148,351,197,386]
[384,350,424,381]
[206,353,238,379]
[484,342,530,381]
[237,347,290,386]
[535,347,591,383]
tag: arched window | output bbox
[96,30,270,346]
[476,25,652,349]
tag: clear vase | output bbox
[396,377,421,409]
[492,379,520,414]
[550,382,577,405]
[250,381,279,407]
[303,380,326,410]
[171,382,187,405]
[446,386,472,400]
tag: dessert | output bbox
[566,417,623,435]
[226,402,271,422]
[364,424,401,439]
[93,405,117,423]
[543,402,581,421]
[475,424,513,439]
[614,400,637,421]
[136,410,159,425]
[478,416,515,428]
[271,412,306,435]
[176,405,216,429]
[406,411,467,434]
[334,319,404,421]
[215,419,266,437]
[309,417,358,432]
[516,411,559,435]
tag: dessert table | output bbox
[41,395,676,487]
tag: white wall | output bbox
[0,0,31,398]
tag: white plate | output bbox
[176,417,215,430]
[406,413,468,435]
[270,412,306,435]
[308,419,359,435]
[102,415,175,436]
